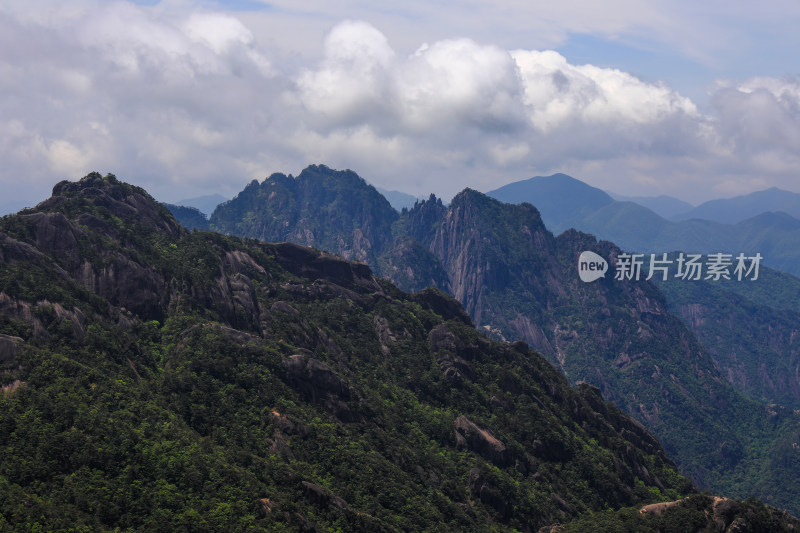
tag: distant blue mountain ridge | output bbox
[672,187,800,224]
[176,193,229,217]
[486,174,800,277]
[608,192,693,219]
[374,186,422,211]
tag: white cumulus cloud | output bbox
[0,3,798,207]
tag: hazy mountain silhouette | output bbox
[674,187,800,224]
[609,192,694,219]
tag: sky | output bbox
[1,0,799,212]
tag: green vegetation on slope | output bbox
[206,166,800,517]
[0,173,698,531]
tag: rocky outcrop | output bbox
[270,242,382,294]
[454,415,509,466]
[78,256,167,321]
[301,481,349,511]
[0,171,735,531]
[0,293,87,341]
[282,353,354,421]
[373,315,410,357]
[413,288,473,326]
[377,236,451,293]
[638,495,800,532]
[0,231,62,267]
[428,323,485,360]
[0,334,22,366]
[468,468,512,518]
[0,293,47,338]
[21,212,85,271]
[47,172,183,238]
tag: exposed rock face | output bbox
[428,323,487,382]
[301,481,349,511]
[210,165,398,270]
[0,293,87,341]
[400,193,796,504]
[404,189,561,338]
[270,242,382,294]
[78,256,168,321]
[0,232,54,265]
[209,174,799,504]
[0,293,46,338]
[637,495,800,532]
[0,174,183,324]
[376,236,451,293]
[469,468,512,518]
[13,212,84,271]
[373,315,410,356]
[282,353,352,421]
[413,288,473,327]
[14,171,786,531]
[454,415,509,466]
[0,334,22,366]
[7,169,800,525]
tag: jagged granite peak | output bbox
[407,188,559,326]
[402,193,448,245]
[0,173,712,531]
[210,165,398,268]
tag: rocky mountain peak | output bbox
[41,171,183,239]
[211,165,398,268]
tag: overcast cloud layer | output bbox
[1,0,799,210]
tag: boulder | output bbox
[455,415,510,466]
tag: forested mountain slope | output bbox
[0,173,705,531]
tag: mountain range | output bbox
[487,174,800,277]
[196,165,800,517]
[673,187,800,224]
[607,193,693,220]
[6,172,790,530]
[608,187,800,224]
[3,171,800,530]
